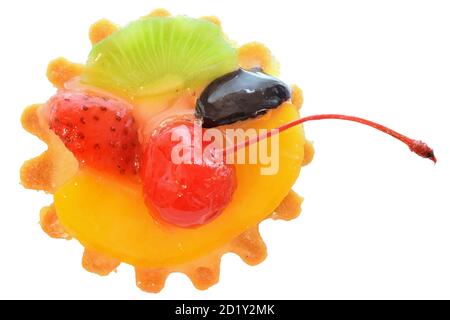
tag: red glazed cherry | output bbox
[141,120,237,228]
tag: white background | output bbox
[0,0,449,299]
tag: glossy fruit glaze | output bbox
[141,120,237,227]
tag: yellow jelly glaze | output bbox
[54,103,304,268]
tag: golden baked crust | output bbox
[145,8,171,18]
[20,103,78,193]
[238,42,280,75]
[291,84,304,110]
[21,104,53,192]
[47,58,84,88]
[21,10,315,293]
[89,19,118,45]
[40,204,71,239]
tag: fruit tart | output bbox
[21,9,435,293]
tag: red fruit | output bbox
[142,120,236,228]
[48,90,140,175]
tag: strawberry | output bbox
[48,90,140,175]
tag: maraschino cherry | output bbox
[142,113,435,229]
[141,120,236,228]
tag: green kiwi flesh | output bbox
[82,16,238,100]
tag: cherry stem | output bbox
[224,114,436,163]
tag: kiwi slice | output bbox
[82,16,238,99]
